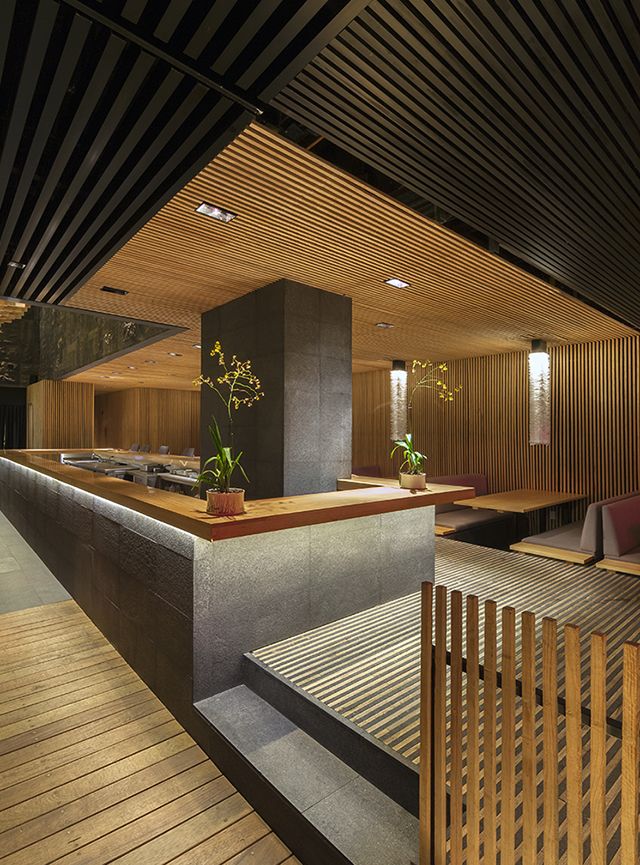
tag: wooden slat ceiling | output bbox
[66,123,633,391]
[271,0,640,330]
[0,0,366,305]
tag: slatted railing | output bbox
[419,581,640,865]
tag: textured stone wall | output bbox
[193,505,435,699]
[200,280,352,499]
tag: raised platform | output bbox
[246,538,640,816]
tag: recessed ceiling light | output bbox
[192,343,202,349]
[127,365,136,369]
[100,285,129,295]
[144,360,156,364]
[7,261,26,270]
[375,322,394,329]
[195,202,237,223]
[168,352,182,357]
[384,277,410,289]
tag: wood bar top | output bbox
[3,451,474,542]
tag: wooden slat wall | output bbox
[94,388,199,454]
[353,336,640,506]
[26,380,94,449]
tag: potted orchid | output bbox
[391,359,462,490]
[193,341,264,516]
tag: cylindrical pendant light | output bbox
[528,339,550,445]
[390,359,407,440]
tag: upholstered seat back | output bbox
[602,496,640,557]
[580,492,639,554]
[428,473,488,513]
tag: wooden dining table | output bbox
[453,488,586,532]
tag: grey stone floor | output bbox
[0,511,70,614]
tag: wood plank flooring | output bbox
[0,600,299,865]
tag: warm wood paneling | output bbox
[26,380,94,449]
[66,124,633,391]
[94,388,199,454]
[353,336,640,507]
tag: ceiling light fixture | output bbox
[195,202,237,223]
[127,365,136,370]
[144,359,156,364]
[192,343,202,349]
[168,352,182,357]
[7,261,26,270]
[376,322,394,329]
[100,286,129,295]
[384,277,410,289]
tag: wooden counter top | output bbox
[2,451,474,541]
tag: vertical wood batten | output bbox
[621,642,640,865]
[543,617,559,865]
[352,336,640,512]
[419,581,433,865]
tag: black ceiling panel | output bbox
[272,0,640,329]
[0,0,368,304]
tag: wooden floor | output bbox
[0,600,299,865]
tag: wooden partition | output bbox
[26,380,94,448]
[420,581,640,864]
[94,387,199,453]
[353,336,640,508]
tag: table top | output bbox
[4,451,475,541]
[453,488,586,513]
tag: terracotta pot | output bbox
[206,488,245,516]
[399,472,427,490]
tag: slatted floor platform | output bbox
[252,539,640,863]
[252,539,640,762]
[0,600,299,865]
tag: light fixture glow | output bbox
[144,359,156,364]
[192,343,202,349]
[7,261,26,270]
[376,322,394,329]
[127,365,136,369]
[195,202,237,223]
[167,352,182,357]
[528,339,550,445]
[390,359,408,440]
[384,277,410,289]
[100,285,128,295]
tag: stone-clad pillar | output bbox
[200,280,352,499]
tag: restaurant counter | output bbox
[0,449,472,739]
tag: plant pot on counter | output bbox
[399,472,427,490]
[206,488,246,516]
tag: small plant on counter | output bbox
[391,433,428,490]
[193,341,264,515]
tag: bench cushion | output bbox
[436,508,508,531]
[521,522,584,552]
[603,497,640,557]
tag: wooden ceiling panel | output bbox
[66,123,633,390]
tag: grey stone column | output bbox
[200,280,352,499]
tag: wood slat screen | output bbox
[353,336,640,508]
[26,380,94,449]
[420,581,640,864]
[94,388,200,454]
